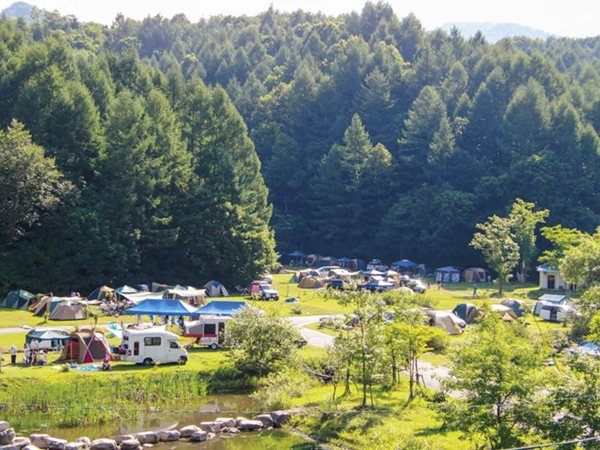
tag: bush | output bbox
[427,332,449,353]
[250,368,310,411]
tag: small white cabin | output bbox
[537,265,576,291]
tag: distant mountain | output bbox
[442,22,551,43]
[1,1,34,21]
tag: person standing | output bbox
[473,284,478,298]
[9,344,17,365]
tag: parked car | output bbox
[408,279,427,293]
[366,259,389,272]
[327,279,352,290]
[250,281,280,300]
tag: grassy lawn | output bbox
[304,322,343,337]
[290,383,469,449]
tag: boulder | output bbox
[157,431,179,443]
[133,434,157,446]
[12,438,31,450]
[206,434,216,441]
[75,438,90,448]
[221,428,240,435]
[0,424,8,433]
[113,436,133,446]
[235,418,263,431]
[45,439,67,450]
[177,427,199,439]
[198,422,220,434]
[29,436,50,449]
[118,439,139,450]
[188,432,206,443]
[252,414,273,428]
[270,411,291,427]
[89,439,116,450]
[215,418,236,428]
[0,429,16,446]
[65,443,85,450]
[23,446,41,450]
[0,445,17,450]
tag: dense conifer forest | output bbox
[2,2,600,291]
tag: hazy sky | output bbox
[3,0,600,38]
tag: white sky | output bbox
[3,0,600,38]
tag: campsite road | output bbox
[288,315,451,393]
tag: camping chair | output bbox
[235,285,251,295]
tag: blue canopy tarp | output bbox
[337,257,353,263]
[392,259,418,268]
[288,251,307,257]
[124,299,199,316]
[195,301,248,316]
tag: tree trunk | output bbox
[344,368,351,395]
[391,352,397,385]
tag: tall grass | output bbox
[0,372,210,427]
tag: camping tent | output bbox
[33,296,68,316]
[87,286,113,301]
[398,286,416,297]
[60,330,113,363]
[435,267,462,283]
[151,282,169,292]
[124,299,200,316]
[391,260,418,272]
[298,277,326,289]
[462,268,490,283]
[164,287,206,305]
[452,303,479,324]
[114,285,138,300]
[195,301,248,316]
[501,299,527,317]
[490,304,519,321]
[204,281,229,297]
[2,290,35,310]
[425,310,466,335]
[26,329,71,349]
[49,301,87,321]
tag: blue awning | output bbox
[288,251,306,257]
[195,301,248,316]
[392,259,418,268]
[124,299,199,316]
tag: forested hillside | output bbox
[2,2,600,292]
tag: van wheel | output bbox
[210,343,218,350]
[178,356,188,366]
[143,358,153,366]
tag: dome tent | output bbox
[60,330,113,363]
[462,267,490,283]
[2,290,35,310]
[452,303,479,324]
[49,301,87,321]
[203,281,229,297]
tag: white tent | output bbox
[203,281,229,297]
[425,309,466,335]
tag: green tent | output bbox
[2,289,35,310]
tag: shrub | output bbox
[250,368,310,411]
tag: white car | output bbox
[367,259,389,272]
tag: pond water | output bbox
[6,394,319,450]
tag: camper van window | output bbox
[205,324,217,335]
[169,341,180,349]
[144,337,161,346]
[134,341,139,356]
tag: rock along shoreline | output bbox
[0,412,291,450]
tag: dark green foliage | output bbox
[2,3,600,290]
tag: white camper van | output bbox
[121,327,188,365]
[184,315,231,349]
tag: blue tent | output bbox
[392,259,418,268]
[337,257,353,263]
[288,251,307,258]
[195,301,248,316]
[124,299,199,316]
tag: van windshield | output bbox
[169,341,180,349]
